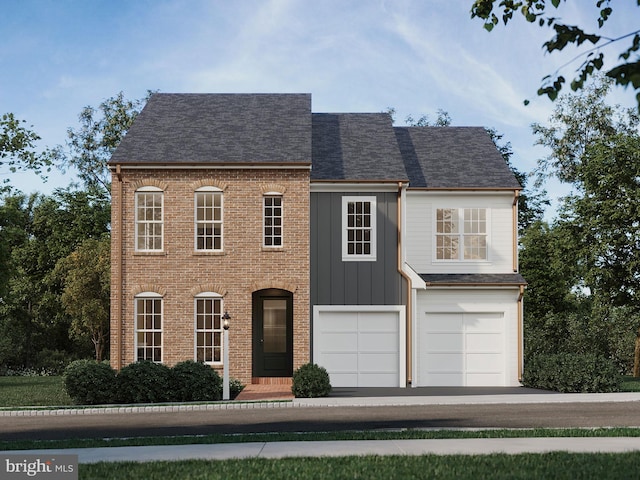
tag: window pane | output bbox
[263,299,286,353]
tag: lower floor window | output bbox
[135,297,162,362]
[195,297,223,363]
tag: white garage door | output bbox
[313,308,404,387]
[418,312,505,386]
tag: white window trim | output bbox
[193,292,224,365]
[263,194,283,248]
[134,292,163,363]
[342,196,377,262]
[434,207,490,262]
[135,186,164,252]
[194,187,224,252]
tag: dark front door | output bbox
[252,289,293,377]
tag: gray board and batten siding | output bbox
[310,191,405,307]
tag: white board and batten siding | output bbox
[414,290,521,387]
[405,192,515,274]
[313,306,406,387]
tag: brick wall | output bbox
[110,168,311,384]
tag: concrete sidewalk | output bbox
[8,437,640,463]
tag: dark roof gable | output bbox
[311,113,408,181]
[395,127,522,189]
[109,93,312,165]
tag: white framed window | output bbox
[436,208,488,260]
[135,187,163,251]
[263,194,283,247]
[135,293,162,362]
[194,293,223,364]
[195,187,223,251]
[342,196,377,261]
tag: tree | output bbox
[55,237,110,361]
[532,77,639,186]
[0,189,110,368]
[0,113,52,193]
[471,0,640,107]
[60,91,153,197]
[529,77,640,374]
[485,128,548,231]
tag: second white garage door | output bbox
[313,306,405,387]
[417,312,505,386]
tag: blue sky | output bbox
[2,0,638,217]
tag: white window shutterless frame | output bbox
[194,187,223,252]
[135,187,164,252]
[342,196,377,261]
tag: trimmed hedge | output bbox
[292,363,332,398]
[116,361,174,404]
[172,360,222,401]
[523,353,621,393]
[62,360,244,405]
[63,360,117,405]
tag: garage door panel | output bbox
[465,313,503,332]
[319,313,357,331]
[319,332,358,351]
[330,373,359,388]
[424,373,465,386]
[426,353,463,371]
[358,373,398,387]
[359,332,398,352]
[466,353,502,372]
[358,353,398,373]
[466,333,502,351]
[426,333,463,351]
[318,353,358,372]
[428,313,463,331]
[466,373,504,386]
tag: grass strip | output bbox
[78,452,640,480]
[3,427,640,451]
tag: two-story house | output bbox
[109,93,525,388]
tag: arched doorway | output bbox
[252,289,293,377]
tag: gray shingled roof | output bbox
[109,93,312,165]
[311,113,409,181]
[394,127,522,189]
[421,273,527,286]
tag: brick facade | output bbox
[110,167,310,384]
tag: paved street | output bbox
[3,400,640,442]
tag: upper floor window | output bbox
[135,293,162,362]
[342,196,377,261]
[263,195,283,247]
[194,293,223,364]
[195,187,223,251]
[436,208,487,260]
[135,187,163,251]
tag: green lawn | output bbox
[0,376,72,407]
[78,452,640,480]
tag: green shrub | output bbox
[230,378,245,400]
[292,363,332,398]
[523,353,621,393]
[116,361,173,404]
[171,360,222,401]
[63,360,116,405]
